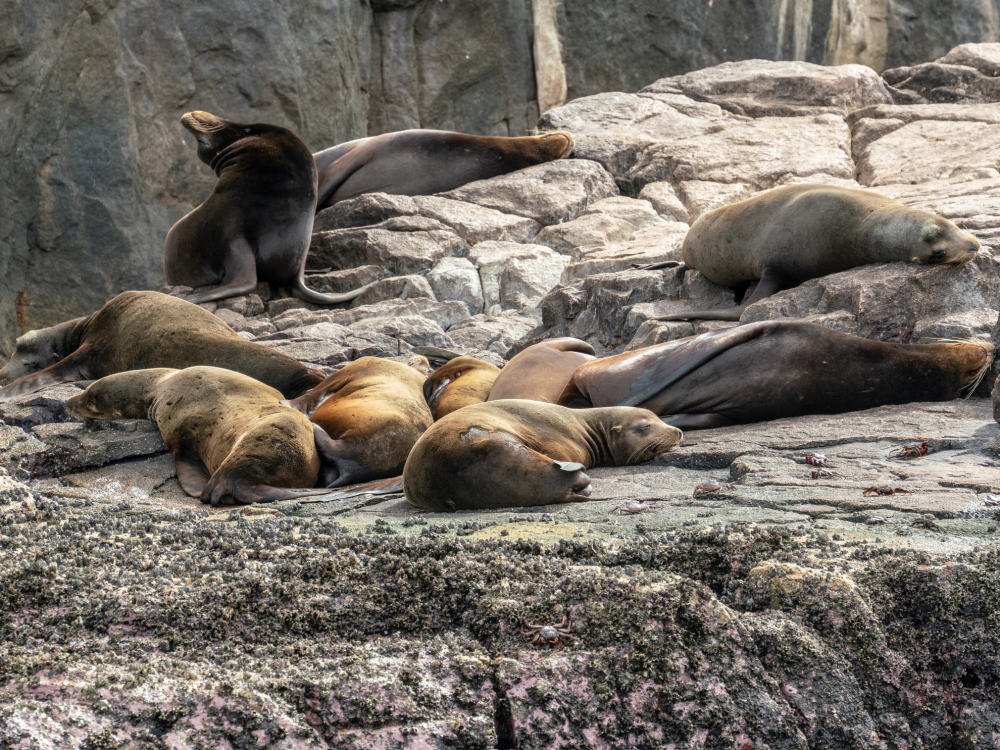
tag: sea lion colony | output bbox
[5,110,995,510]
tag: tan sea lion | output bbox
[0,292,323,402]
[286,356,434,487]
[652,184,980,321]
[164,111,375,306]
[403,400,682,511]
[488,338,596,403]
[423,357,501,420]
[312,130,575,210]
[66,367,338,506]
[558,321,994,430]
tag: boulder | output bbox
[467,242,569,315]
[213,308,250,333]
[440,160,619,226]
[349,275,436,307]
[915,308,997,343]
[446,312,542,356]
[268,298,468,335]
[412,196,541,245]
[533,196,665,256]
[427,257,485,315]
[23,421,167,480]
[216,293,266,318]
[637,182,691,223]
[346,315,455,350]
[560,221,689,281]
[0,384,86,429]
[883,43,1000,103]
[872,177,1000,240]
[305,266,387,294]
[314,194,419,232]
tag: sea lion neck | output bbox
[577,411,615,466]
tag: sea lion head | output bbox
[602,407,683,465]
[423,357,500,419]
[892,210,980,266]
[181,111,268,166]
[66,369,176,421]
[0,328,64,385]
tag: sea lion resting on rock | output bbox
[165,111,375,306]
[423,356,501,420]
[312,129,575,210]
[403,400,682,511]
[67,367,340,506]
[558,322,994,430]
[652,184,980,321]
[488,338,596,404]
[286,357,434,487]
[0,291,323,402]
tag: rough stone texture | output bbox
[637,181,692,222]
[560,221,689,281]
[348,274,435,308]
[426,257,485,315]
[23,421,167,480]
[884,42,1000,102]
[533,196,665,255]
[447,312,542,356]
[915,307,998,342]
[467,242,570,316]
[0,385,86,429]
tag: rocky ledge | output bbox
[5,44,1000,747]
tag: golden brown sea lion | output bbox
[286,357,433,487]
[66,367,335,506]
[488,338,596,404]
[558,321,994,430]
[0,291,323,402]
[312,130,575,210]
[403,400,682,511]
[423,357,501,420]
[653,184,980,321]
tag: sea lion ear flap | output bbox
[553,460,586,473]
[610,424,623,434]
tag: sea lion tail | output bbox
[292,275,376,306]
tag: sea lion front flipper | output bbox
[173,452,212,497]
[183,238,259,305]
[662,414,736,430]
[621,323,770,407]
[653,268,791,322]
[632,260,682,271]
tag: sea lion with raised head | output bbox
[286,356,433,487]
[488,338,596,404]
[313,129,575,211]
[0,292,324,402]
[403,400,682,511]
[164,111,375,305]
[558,321,994,429]
[651,184,980,321]
[66,367,342,506]
[423,356,501,420]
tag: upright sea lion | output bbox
[403,400,682,511]
[0,292,323,401]
[66,367,336,506]
[558,321,994,429]
[653,184,980,321]
[286,357,433,487]
[488,338,596,403]
[313,129,575,210]
[423,356,501,420]
[164,111,374,305]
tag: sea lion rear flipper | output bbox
[183,238,259,305]
[174,452,212,497]
[621,323,770,407]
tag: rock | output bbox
[427,258,485,315]
[533,196,665,256]
[677,180,754,220]
[314,194,419,232]
[937,43,1000,76]
[266,297,320,317]
[412,196,541,245]
[446,312,542,356]
[23,421,167,479]
[873,177,1000,239]
[560,221,689,281]
[641,60,895,116]
[308,219,468,276]
[242,316,277,338]
[851,117,906,163]
[213,308,250,332]
[305,266,387,295]
[440,160,619,226]
[847,102,1000,127]
[883,44,1000,103]
[216,293,266,318]
[346,315,454,351]
[467,242,569,315]
[0,384,86,428]
[349,275,436,308]
[637,182,691,223]
[916,308,998,343]
[269,299,468,335]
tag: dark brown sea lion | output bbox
[286,356,433,487]
[558,321,994,430]
[488,338,596,403]
[403,400,682,511]
[423,356,501,420]
[66,367,337,505]
[653,184,980,321]
[313,129,575,210]
[0,291,323,401]
[164,111,374,306]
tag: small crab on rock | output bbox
[862,485,914,496]
[810,469,845,480]
[693,481,736,498]
[804,452,836,467]
[521,616,572,647]
[888,442,930,459]
[608,501,655,516]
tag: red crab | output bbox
[862,485,913,496]
[521,616,572,647]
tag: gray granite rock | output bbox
[467,242,569,315]
[447,312,542,356]
[427,257,485,315]
[349,275,436,308]
[305,266,387,295]
[0,384,86,429]
[637,182,691,223]
[533,196,665,256]
[24,421,167,480]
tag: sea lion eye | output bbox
[633,423,650,434]
[198,139,210,147]
[930,249,945,258]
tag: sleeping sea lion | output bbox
[423,356,501,420]
[488,338,596,403]
[286,356,433,487]
[164,111,375,306]
[403,400,682,511]
[313,129,575,210]
[652,184,980,321]
[66,367,339,505]
[0,291,323,401]
[558,321,994,429]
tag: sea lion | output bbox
[652,184,980,321]
[488,338,596,403]
[286,356,433,487]
[0,291,323,401]
[403,400,682,511]
[558,321,994,430]
[164,111,374,306]
[66,367,337,505]
[313,129,575,210]
[423,356,501,420]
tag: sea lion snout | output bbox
[181,111,226,134]
[607,410,683,464]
